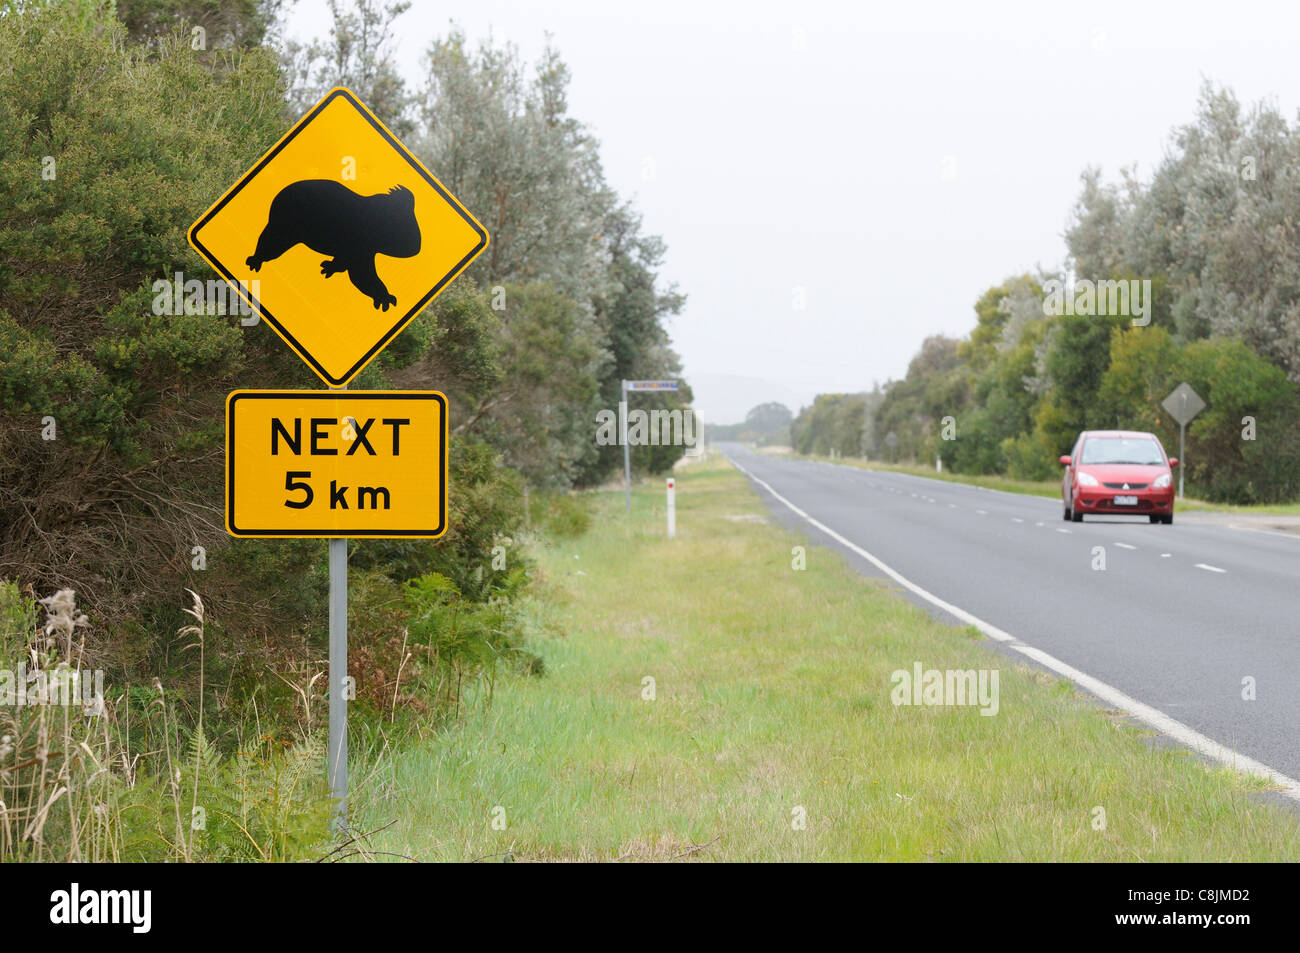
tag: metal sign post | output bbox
[329,383,347,832]
[328,535,347,829]
[1178,422,1186,499]
[622,380,631,512]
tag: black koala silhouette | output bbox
[246,180,421,311]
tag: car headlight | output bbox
[1154,473,1172,489]
[1077,472,1099,487]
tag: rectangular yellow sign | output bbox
[226,390,447,538]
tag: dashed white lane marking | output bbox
[1056,528,1071,534]
[976,509,988,515]
[1011,517,1024,523]
[949,503,957,509]
[1195,563,1227,573]
[1115,542,1137,550]
[1161,553,1172,558]
[729,455,1300,802]
[1035,521,1045,527]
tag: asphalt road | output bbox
[722,444,1300,788]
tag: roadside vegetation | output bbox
[354,455,1300,861]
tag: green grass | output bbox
[791,451,1300,515]
[354,454,1300,861]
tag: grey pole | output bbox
[328,536,347,829]
[328,383,348,831]
[1178,422,1186,500]
[622,379,631,512]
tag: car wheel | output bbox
[1063,504,1071,521]
[1148,515,1160,524]
[1071,499,1083,522]
[1162,514,1173,525]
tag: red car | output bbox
[1060,430,1177,524]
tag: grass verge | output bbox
[355,454,1300,860]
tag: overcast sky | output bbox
[289,0,1300,423]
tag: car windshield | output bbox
[1080,437,1165,466]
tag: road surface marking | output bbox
[1011,517,1024,523]
[1160,553,1172,558]
[1195,563,1227,573]
[1115,542,1137,550]
[728,455,1300,802]
[976,509,988,515]
[1056,528,1071,534]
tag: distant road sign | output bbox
[190,87,488,387]
[226,390,446,538]
[1161,382,1204,499]
[1162,382,1206,426]
[626,380,679,391]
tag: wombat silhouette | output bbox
[246,180,421,311]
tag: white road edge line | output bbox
[1195,563,1228,574]
[729,456,1300,802]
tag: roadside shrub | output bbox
[1000,432,1055,481]
[538,493,592,539]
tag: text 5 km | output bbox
[282,472,391,510]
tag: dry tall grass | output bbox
[0,583,331,862]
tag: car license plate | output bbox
[1113,495,1138,506]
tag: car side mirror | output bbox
[1169,457,1179,467]
[1059,455,1072,466]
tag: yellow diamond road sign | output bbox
[189,87,488,386]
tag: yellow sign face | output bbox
[226,391,447,538]
[189,88,488,386]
